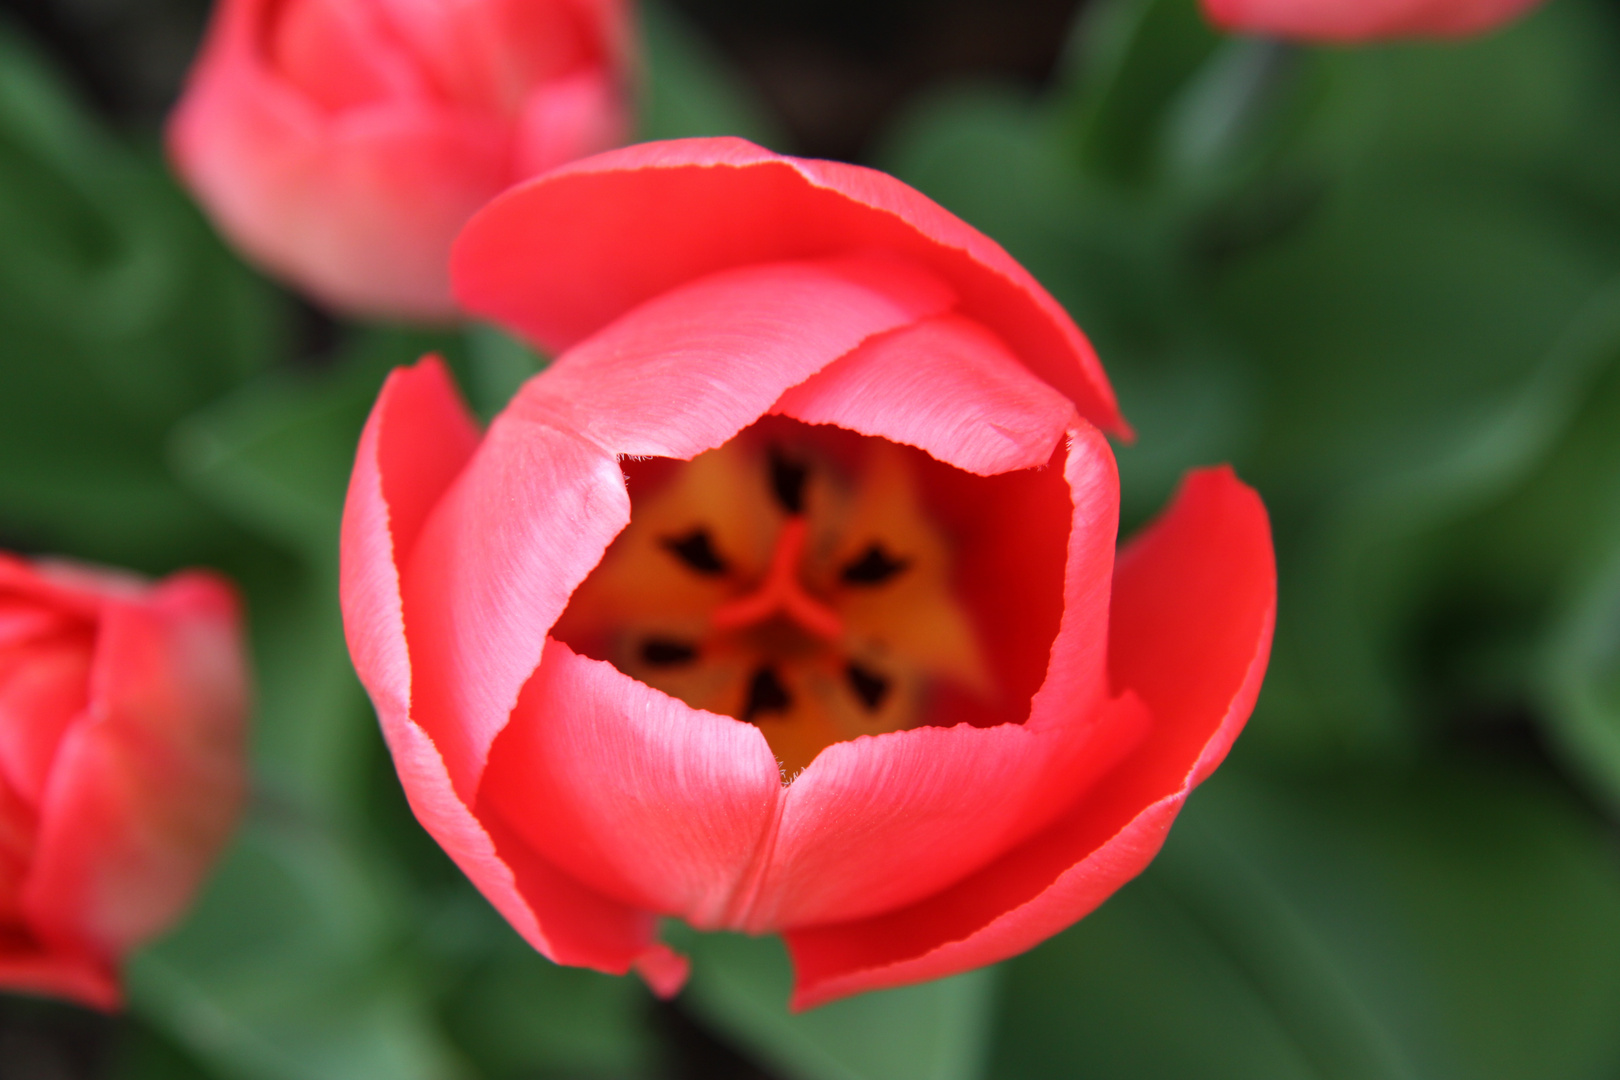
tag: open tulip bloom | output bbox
[340,137,1277,1008]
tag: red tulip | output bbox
[1201,0,1544,40]
[168,0,631,320]
[340,138,1275,1007]
[0,556,247,1009]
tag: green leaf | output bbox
[0,18,280,569]
[436,894,657,1079]
[130,814,465,1080]
[991,762,1620,1080]
[460,323,547,423]
[677,931,996,1080]
[169,331,437,821]
[1543,548,1620,814]
[1062,0,1222,185]
[112,1016,230,1080]
[1243,271,1620,757]
[171,328,457,565]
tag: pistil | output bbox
[710,519,843,640]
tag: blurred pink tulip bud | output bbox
[168,0,632,320]
[0,555,247,1009]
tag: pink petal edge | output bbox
[340,357,675,983]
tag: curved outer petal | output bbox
[407,255,957,812]
[22,573,247,966]
[784,467,1275,1008]
[451,137,1128,436]
[339,357,676,981]
[1202,0,1543,39]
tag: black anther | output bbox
[840,544,909,585]
[641,638,698,667]
[662,529,728,575]
[846,662,891,711]
[743,665,793,720]
[769,449,808,515]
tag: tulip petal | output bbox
[0,944,118,1011]
[341,358,666,977]
[480,640,782,927]
[772,313,1075,477]
[738,425,1129,929]
[0,639,91,809]
[268,0,429,110]
[21,575,246,962]
[0,556,108,621]
[1201,0,1543,39]
[374,0,600,112]
[170,0,512,320]
[509,254,958,460]
[783,468,1274,1008]
[513,67,629,177]
[451,137,1127,435]
[407,255,955,809]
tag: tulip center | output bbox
[554,422,991,776]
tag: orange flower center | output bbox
[554,425,991,775]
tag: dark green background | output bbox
[4,0,1620,1076]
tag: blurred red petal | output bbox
[0,942,118,1011]
[22,575,246,962]
[1202,0,1544,39]
[0,638,90,809]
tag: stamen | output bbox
[846,662,891,711]
[743,665,792,720]
[640,638,698,666]
[840,544,909,586]
[662,529,728,575]
[555,425,997,776]
[769,448,808,514]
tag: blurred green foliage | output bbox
[2,0,1620,1077]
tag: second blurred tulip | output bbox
[168,0,632,320]
[0,555,247,1010]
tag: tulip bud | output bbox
[168,0,632,320]
[0,555,247,1009]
